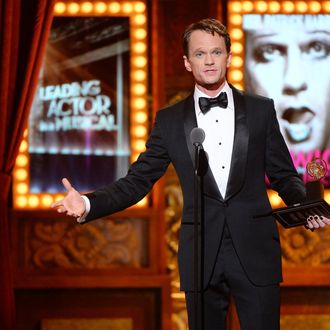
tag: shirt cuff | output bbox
[77,195,91,223]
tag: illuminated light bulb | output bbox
[256,1,268,12]
[41,194,54,207]
[16,196,28,208]
[324,191,330,204]
[54,194,65,202]
[54,2,66,14]
[269,192,282,207]
[231,28,243,40]
[230,2,242,12]
[16,183,28,194]
[134,125,147,137]
[135,28,147,39]
[322,1,330,11]
[230,70,243,82]
[296,1,308,12]
[230,14,243,25]
[282,1,295,12]
[231,42,243,53]
[234,83,243,90]
[131,152,140,162]
[15,169,28,180]
[67,2,80,14]
[133,41,146,53]
[19,140,28,152]
[28,195,39,208]
[133,69,146,81]
[309,1,321,12]
[133,83,146,95]
[108,2,120,13]
[134,139,146,151]
[122,2,133,13]
[16,154,28,167]
[231,56,243,68]
[136,197,147,207]
[95,2,107,13]
[268,1,281,13]
[134,14,146,25]
[134,56,147,67]
[134,97,147,109]
[242,1,254,12]
[94,149,104,156]
[81,2,93,13]
[135,111,148,123]
[134,2,146,13]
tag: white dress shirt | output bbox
[194,81,235,198]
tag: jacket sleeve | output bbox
[265,101,306,205]
[85,111,171,221]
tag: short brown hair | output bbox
[182,18,231,56]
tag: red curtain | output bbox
[0,0,55,328]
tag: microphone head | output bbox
[190,127,205,145]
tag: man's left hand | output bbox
[306,215,330,229]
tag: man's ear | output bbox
[183,55,192,72]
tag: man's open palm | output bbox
[51,178,86,218]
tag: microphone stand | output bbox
[193,142,206,330]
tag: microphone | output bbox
[190,128,206,328]
[190,128,207,177]
[190,127,205,146]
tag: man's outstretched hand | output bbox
[51,178,86,219]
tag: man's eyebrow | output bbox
[306,30,330,35]
[192,47,222,53]
[250,32,278,40]
[192,48,205,52]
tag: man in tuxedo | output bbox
[52,18,330,329]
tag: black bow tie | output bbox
[198,92,228,114]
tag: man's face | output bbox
[245,27,330,153]
[183,30,232,96]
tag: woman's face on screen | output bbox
[245,25,330,153]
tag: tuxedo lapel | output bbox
[183,95,223,201]
[225,86,249,201]
[183,95,197,166]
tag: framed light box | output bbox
[13,1,149,209]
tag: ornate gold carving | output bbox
[27,217,145,269]
[280,225,330,265]
[171,293,189,330]
[164,162,188,329]
[163,91,192,292]
[164,165,183,293]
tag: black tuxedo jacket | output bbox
[85,86,306,291]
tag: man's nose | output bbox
[283,53,307,95]
[205,53,214,65]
